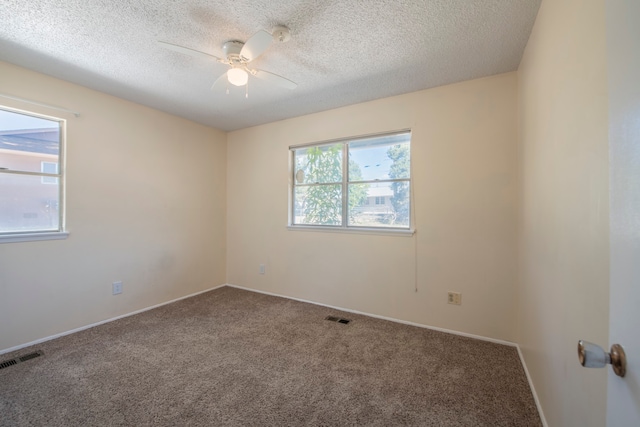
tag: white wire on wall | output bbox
[0,93,80,117]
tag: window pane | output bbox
[0,109,60,174]
[294,184,342,226]
[0,172,60,233]
[348,182,410,228]
[41,162,59,184]
[294,143,342,185]
[349,133,410,182]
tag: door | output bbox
[606,0,640,425]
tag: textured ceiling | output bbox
[0,0,541,132]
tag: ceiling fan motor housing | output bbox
[222,41,244,61]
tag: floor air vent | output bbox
[325,316,351,325]
[0,359,18,369]
[0,350,43,370]
[19,351,44,362]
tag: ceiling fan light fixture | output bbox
[227,68,248,86]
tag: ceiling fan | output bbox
[158,26,296,97]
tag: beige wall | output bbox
[517,0,609,425]
[227,72,518,342]
[0,61,227,352]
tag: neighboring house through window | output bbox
[290,130,411,230]
[0,107,65,236]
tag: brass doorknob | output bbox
[577,340,626,378]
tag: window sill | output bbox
[0,231,69,244]
[287,225,415,237]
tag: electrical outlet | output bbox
[112,281,123,295]
[259,264,265,275]
[447,291,462,305]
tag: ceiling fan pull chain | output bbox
[245,79,249,98]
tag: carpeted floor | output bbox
[0,287,541,426]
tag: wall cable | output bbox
[0,93,80,117]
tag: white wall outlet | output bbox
[259,264,266,275]
[112,281,123,295]
[448,291,462,305]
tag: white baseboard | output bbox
[0,284,226,356]
[1,282,547,426]
[225,283,516,346]
[516,345,548,427]
[226,283,547,426]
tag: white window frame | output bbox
[288,130,414,236]
[0,106,68,243]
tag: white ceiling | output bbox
[0,0,541,132]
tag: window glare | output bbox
[0,109,57,132]
[0,173,60,232]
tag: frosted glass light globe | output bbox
[227,68,248,86]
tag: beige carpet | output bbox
[0,287,541,426]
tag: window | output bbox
[0,107,65,236]
[41,161,59,184]
[290,130,411,230]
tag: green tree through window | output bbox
[291,131,411,229]
[302,145,342,225]
[387,144,410,224]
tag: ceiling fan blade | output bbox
[253,70,297,90]
[158,41,222,62]
[211,72,228,92]
[240,30,273,62]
